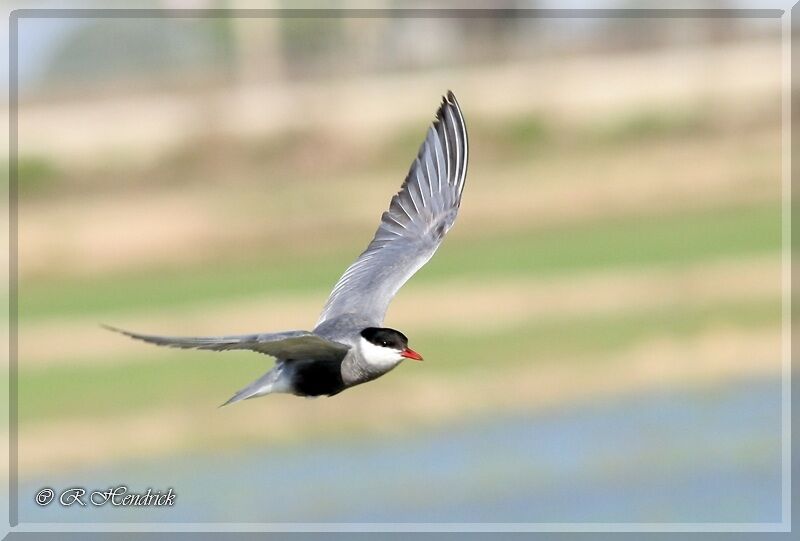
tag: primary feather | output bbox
[316,91,468,327]
[102,325,349,361]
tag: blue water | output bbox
[20,377,783,524]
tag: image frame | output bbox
[5,5,795,539]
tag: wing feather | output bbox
[103,325,350,361]
[316,91,468,327]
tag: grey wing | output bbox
[103,325,350,361]
[316,91,468,327]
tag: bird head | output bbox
[359,327,423,368]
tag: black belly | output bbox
[291,360,346,397]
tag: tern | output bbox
[106,91,468,405]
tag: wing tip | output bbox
[101,323,131,337]
[102,323,168,347]
[438,90,462,120]
[435,91,467,152]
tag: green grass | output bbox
[421,202,779,282]
[584,108,711,144]
[18,201,781,321]
[18,349,269,424]
[18,297,780,424]
[1,155,62,197]
[413,298,780,376]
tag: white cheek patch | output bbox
[359,337,403,368]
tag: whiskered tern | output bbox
[106,91,468,405]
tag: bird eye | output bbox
[381,341,389,347]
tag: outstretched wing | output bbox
[103,325,350,361]
[316,91,468,327]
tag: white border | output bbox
[6,7,792,535]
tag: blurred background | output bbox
[8,6,784,524]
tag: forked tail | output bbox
[219,363,291,407]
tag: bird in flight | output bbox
[106,91,468,405]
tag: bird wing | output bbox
[316,91,468,327]
[103,325,350,361]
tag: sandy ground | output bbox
[15,326,781,478]
[18,255,779,368]
[18,127,779,278]
[11,40,780,165]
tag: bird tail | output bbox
[219,364,290,407]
